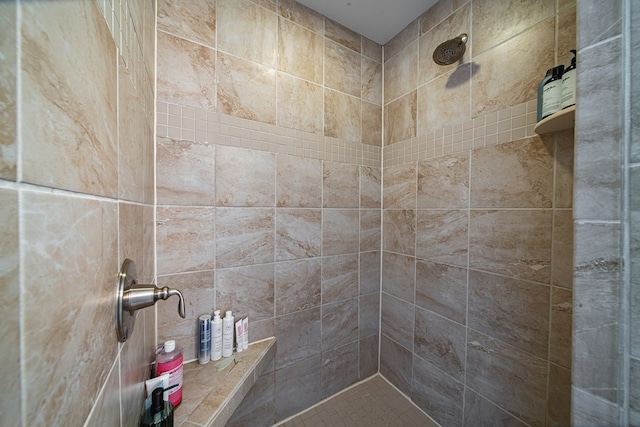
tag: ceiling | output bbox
[295,0,439,45]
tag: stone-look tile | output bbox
[156,206,215,275]
[275,259,321,315]
[472,0,554,55]
[574,37,622,221]
[384,91,417,146]
[572,387,618,427]
[412,355,464,427]
[157,0,216,48]
[631,358,640,424]
[361,166,382,208]
[379,335,412,395]
[573,222,620,402]
[323,162,359,208]
[217,0,276,66]
[359,335,379,379]
[420,0,469,34]
[251,318,276,343]
[322,254,359,304]
[360,251,381,295]
[469,270,550,358]
[362,58,382,105]
[156,137,215,206]
[322,297,359,351]
[576,0,621,49]
[121,307,152,425]
[381,293,414,350]
[416,210,468,267]
[321,341,359,398]
[382,252,415,303]
[325,19,361,53]
[276,155,322,208]
[277,73,323,133]
[119,54,151,195]
[324,89,361,142]
[157,30,216,110]
[325,40,361,98]
[417,64,471,134]
[472,18,555,117]
[22,192,118,426]
[227,372,275,427]
[416,260,467,325]
[22,1,117,197]
[276,208,321,261]
[215,263,275,322]
[217,52,276,124]
[322,209,359,256]
[417,152,469,209]
[362,101,383,146]
[278,0,324,33]
[550,288,572,369]
[119,203,154,285]
[359,293,380,338]
[363,37,382,61]
[471,137,554,208]
[557,5,577,66]
[414,307,466,380]
[383,209,416,256]
[275,307,321,369]
[360,209,381,252]
[552,210,574,289]
[384,40,418,104]
[469,210,552,283]
[463,389,527,427]
[548,363,571,427]
[383,163,416,209]
[0,2,16,180]
[633,2,640,164]
[275,356,322,422]
[158,271,215,362]
[0,189,19,425]
[215,208,274,268]
[554,130,575,209]
[418,3,471,85]
[633,166,640,356]
[278,17,323,84]
[466,330,547,427]
[384,19,419,62]
[85,359,121,427]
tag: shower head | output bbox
[433,33,468,66]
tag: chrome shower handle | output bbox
[116,259,187,342]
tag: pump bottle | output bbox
[222,310,234,357]
[561,50,577,109]
[541,65,564,119]
[211,310,223,361]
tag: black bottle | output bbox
[541,65,564,119]
[140,387,174,427]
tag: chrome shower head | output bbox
[433,33,468,65]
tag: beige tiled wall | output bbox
[0,1,156,425]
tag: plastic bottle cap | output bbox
[225,310,232,318]
[164,340,175,352]
[151,387,164,414]
[214,310,221,320]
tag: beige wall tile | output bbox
[85,360,121,427]
[322,254,359,303]
[21,1,117,197]
[326,19,361,53]
[362,58,383,106]
[362,37,383,62]
[324,89,361,142]
[384,40,418,103]
[276,208,322,261]
[415,306,466,380]
[22,192,118,426]
[276,155,323,208]
[383,164,416,209]
[416,210,468,267]
[325,40,362,97]
[277,72,323,133]
[385,19,419,62]
[278,0,324,33]
[384,91,417,145]
[362,101,383,146]
[323,209,359,255]
[415,260,467,325]
[470,137,554,208]
[383,209,416,256]
[276,259,322,315]
[218,52,277,124]
[550,287,572,369]
[417,152,469,209]
[382,252,416,303]
[278,17,323,84]
[419,0,469,35]
[551,210,574,289]
[360,166,382,208]
[217,0,277,67]
[554,130,575,208]
[463,388,528,426]
[157,30,217,110]
[472,0,554,56]
[215,208,275,268]
[216,145,275,207]
[0,2,16,180]
[360,209,382,252]
[157,0,216,48]
[324,162,359,208]
[216,264,275,322]
[558,5,577,66]
[548,363,572,426]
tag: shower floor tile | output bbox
[275,374,438,427]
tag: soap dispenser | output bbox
[561,50,577,109]
[541,65,564,119]
[140,387,174,427]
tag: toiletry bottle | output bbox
[140,387,174,427]
[198,314,211,364]
[536,68,553,122]
[235,319,244,353]
[211,310,223,361]
[242,317,249,351]
[561,50,577,109]
[156,340,183,407]
[222,310,234,357]
[541,65,564,119]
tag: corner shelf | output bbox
[534,105,575,135]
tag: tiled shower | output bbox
[1,0,637,426]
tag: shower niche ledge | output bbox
[534,105,575,134]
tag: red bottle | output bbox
[156,340,183,407]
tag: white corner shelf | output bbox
[534,105,575,135]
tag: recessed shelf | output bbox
[534,105,575,134]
